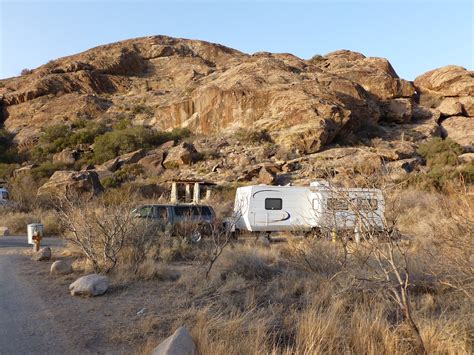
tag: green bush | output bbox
[415,138,470,188]
[31,162,68,180]
[102,164,144,189]
[417,138,462,168]
[93,126,191,164]
[29,121,107,163]
[0,163,18,180]
[0,129,18,163]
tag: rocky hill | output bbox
[0,35,472,192]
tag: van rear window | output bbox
[174,206,212,216]
[265,198,282,210]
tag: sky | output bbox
[0,0,472,80]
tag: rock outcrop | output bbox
[163,143,198,169]
[0,35,428,155]
[414,66,474,150]
[37,170,104,197]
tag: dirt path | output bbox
[0,237,77,354]
[0,236,175,354]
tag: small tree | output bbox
[55,192,157,274]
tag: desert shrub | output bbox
[7,174,45,211]
[93,126,191,164]
[415,138,471,188]
[20,68,33,75]
[159,236,194,262]
[0,129,17,163]
[93,127,160,163]
[417,137,462,168]
[235,128,273,145]
[56,194,161,273]
[28,121,107,163]
[31,162,67,180]
[215,246,281,281]
[0,163,19,180]
[131,104,154,116]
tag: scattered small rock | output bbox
[50,260,73,275]
[150,326,197,355]
[69,274,109,297]
[31,247,51,261]
[137,308,147,316]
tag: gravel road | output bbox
[0,236,77,354]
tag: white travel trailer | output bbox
[233,181,385,237]
[0,187,9,205]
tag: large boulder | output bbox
[163,143,197,169]
[50,260,73,275]
[97,149,146,173]
[150,326,197,355]
[380,98,413,123]
[138,150,166,176]
[310,50,415,99]
[31,247,51,261]
[52,148,79,165]
[37,170,104,197]
[458,153,474,164]
[69,274,109,297]
[437,98,463,117]
[441,116,474,151]
[258,166,276,185]
[414,65,474,98]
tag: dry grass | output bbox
[0,208,61,235]
[45,184,473,354]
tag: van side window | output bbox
[265,198,282,210]
[156,207,168,221]
[137,206,154,218]
[175,206,212,216]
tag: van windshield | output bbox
[174,206,212,217]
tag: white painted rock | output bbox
[31,247,51,261]
[0,227,10,237]
[50,260,73,275]
[69,274,109,297]
[150,326,197,355]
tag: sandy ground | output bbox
[0,236,185,354]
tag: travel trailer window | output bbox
[265,198,282,210]
[327,198,348,211]
[354,198,378,211]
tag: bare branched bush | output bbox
[55,193,159,274]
